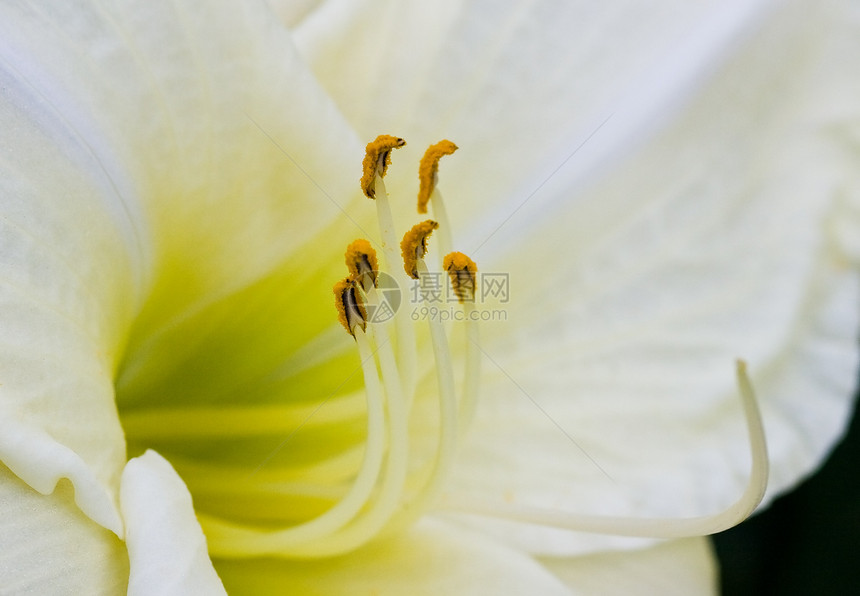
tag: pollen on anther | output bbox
[417,140,458,214]
[345,239,379,289]
[334,277,367,337]
[400,220,439,279]
[443,251,478,303]
[361,134,406,199]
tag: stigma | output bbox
[360,134,406,199]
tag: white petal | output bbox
[808,2,860,268]
[0,465,128,594]
[0,0,365,323]
[539,538,718,596]
[441,2,860,554]
[265,0,325,28]
[121,451,226,596]
[214,518,572,596]
[0,13,141,530]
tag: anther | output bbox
[361,134,406,199]
[345,239,379,292]
[400,220,439,279]
[333,277,367,337]
[443,251,477,303]
[417,140,458,214]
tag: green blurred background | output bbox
[713,377,860,595]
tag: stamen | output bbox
[363,322,409,523]
[417,140,458,214]
[345,239,379,292]
[400,220,439,279]
[360,135,418,401]
[444,252,482,432]
[291,322,411,558]
[345,236,409,416]
[220,138,468,558]
[202,243,416,558]
[386,258,459,534]
[333,277,367,337]
[360,134,406,199]
[417,140,457,256]
[437,360,769,538]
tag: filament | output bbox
[459,300,482,433]
[429,188,454,259]
[384,258,460,534]
[437,360,769,538]
[374,173,418,401]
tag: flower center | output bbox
[114,131,769,560]
[114,135,481,559]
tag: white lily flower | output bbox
[0,1,858,594]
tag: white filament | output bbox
[437,360,769,538]
[384,258,461,535]
[291,320,412,558]
[459,300,482,433]
[429,187,454,258]
[374,173,417,402]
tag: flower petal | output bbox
[0,9,142,530]
[539,538,718,596]
[266,0,325,29]
[214,518,571,596]
[121,451,226,596]
[0,465,128,594]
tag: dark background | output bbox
[713,378,860,595]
